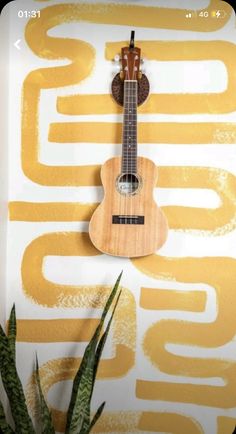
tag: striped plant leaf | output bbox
[35,356,55,434]
[68,366,93,434]
[78,288,122,433]
[65,337,97,433]
[88,401,105,432]
[93,290,122,386]
[0,399,14,433]
[79,290,122,434]
[65,272,122,434]
[0,324,35,433]
[79,292,120,434]
[7,305,16,362]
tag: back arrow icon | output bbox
[14,39,21,50]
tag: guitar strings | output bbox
[129,63,133,227]
[131,55,137,229]
[125,63,130,226]
[121,55,138,232]
[120,61,127,231]
[123,66,126,224]
[122,68,129,227]
[121,63,125,226]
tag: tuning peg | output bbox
[112,54,121,74]
[112,62,121,74]
[140,64,146,74]
[113,63,121,73]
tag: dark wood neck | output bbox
[121,80,138,174]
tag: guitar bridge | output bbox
[112,215,144,225]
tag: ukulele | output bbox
[89,32,168,257]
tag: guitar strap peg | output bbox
[129,30,135,49]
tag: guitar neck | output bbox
[122,80,138,174]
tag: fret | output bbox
[121,80,138,174]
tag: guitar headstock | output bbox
[120,31,141,81]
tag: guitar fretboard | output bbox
[122,80,138,174]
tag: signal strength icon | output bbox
[186,12,192,18]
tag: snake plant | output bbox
[0,272,122,433]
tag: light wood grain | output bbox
[89,156,168,257]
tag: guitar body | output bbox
[89,35,168,257]
[89,156,168,257]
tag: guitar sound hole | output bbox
[116,173,141,195]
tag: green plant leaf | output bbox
[7,305,16,362]
[35,356,55,434]
[82,290,121,434]
[65,272,122,434]
[66,357,95,433]
[78,288,120,434]
[88,401,105,432]
[93,289,122,386]
[0,324,35,433]
[0,400,14,433]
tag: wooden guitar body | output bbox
[89,32,168,257]
[89,156,168,257]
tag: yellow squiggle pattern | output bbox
[19,2,236,433]
[133,254,236,408]
[140,287,207,312]
[9,166,236,235]
[15,319,100,342]
[27,367,204,434]
[48,122,236,143]
[217,417,236,434]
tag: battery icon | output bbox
[211,10,227,18]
